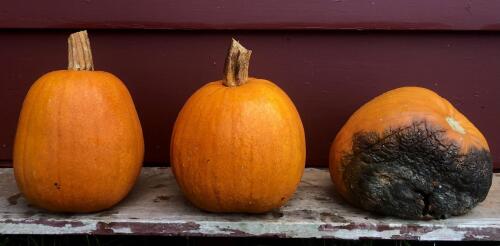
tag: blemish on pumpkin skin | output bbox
[7,193,22,205]
[53,182,61,190]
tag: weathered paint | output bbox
[0,168,498,240]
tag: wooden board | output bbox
[0,167,499,240]
[1,0,500,30]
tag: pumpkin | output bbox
[171,39,306,213]
[330,87,492,219]
[13,31,144,212]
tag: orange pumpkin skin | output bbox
[330,87,492,219]
[171,78,306,213]
[14,70,144,213]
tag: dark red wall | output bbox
[2,0,500,30]
[1,30,499,167]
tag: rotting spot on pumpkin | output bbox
[53,182,61,190]
[341,121,492,219]
[446,116,465,134]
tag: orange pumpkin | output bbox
[13,31,144,212]
[330,87,492,219]
[171,39,306,213]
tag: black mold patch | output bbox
[342,121,492,219]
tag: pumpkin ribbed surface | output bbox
[171,78,305,213]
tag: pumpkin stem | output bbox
[223,38,252,87]
[68,30,94,71]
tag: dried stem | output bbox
[223,39,252,87]
[68,30,94,71]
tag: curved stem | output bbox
[223,39,252,87]
[68,30,94,71]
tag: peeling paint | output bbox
[92,221,201,235]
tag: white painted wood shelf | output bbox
[0,167,499,240]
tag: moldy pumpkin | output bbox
[330,87,492,219]
[171,39,306,213]
[13,31,144,212]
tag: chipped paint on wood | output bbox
[0,168,498,240]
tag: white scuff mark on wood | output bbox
[109,226,133,234]
[419,228,466,241]
[324,228,402,239]
[0,220,96,234]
